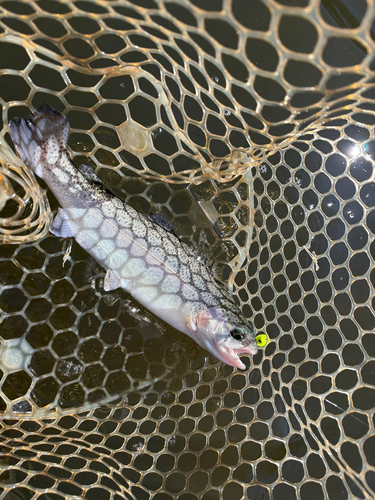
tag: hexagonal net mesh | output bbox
[0,0,374,499]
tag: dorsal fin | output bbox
[195,230,214,268]
[77,163,103,184]
[149,211,175,234]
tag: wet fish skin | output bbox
[9,105,258,369]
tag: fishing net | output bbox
[0,0,374,498]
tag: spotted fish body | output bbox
[9,105,258,369]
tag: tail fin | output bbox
[9,104,69,178]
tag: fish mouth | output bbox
[216,343,258,370]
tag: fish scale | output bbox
[9,104,258,369]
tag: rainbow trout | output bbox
[9,105,257,369]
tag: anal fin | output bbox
[49,208,75,238]
[104,269,122,291]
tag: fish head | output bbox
[194,306,258,370]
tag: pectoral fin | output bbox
[186,313,197,332]
[49,208,75,238]
[104,269,122,291]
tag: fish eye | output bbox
[230,327,245,341]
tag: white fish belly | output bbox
[65,206,192,333]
